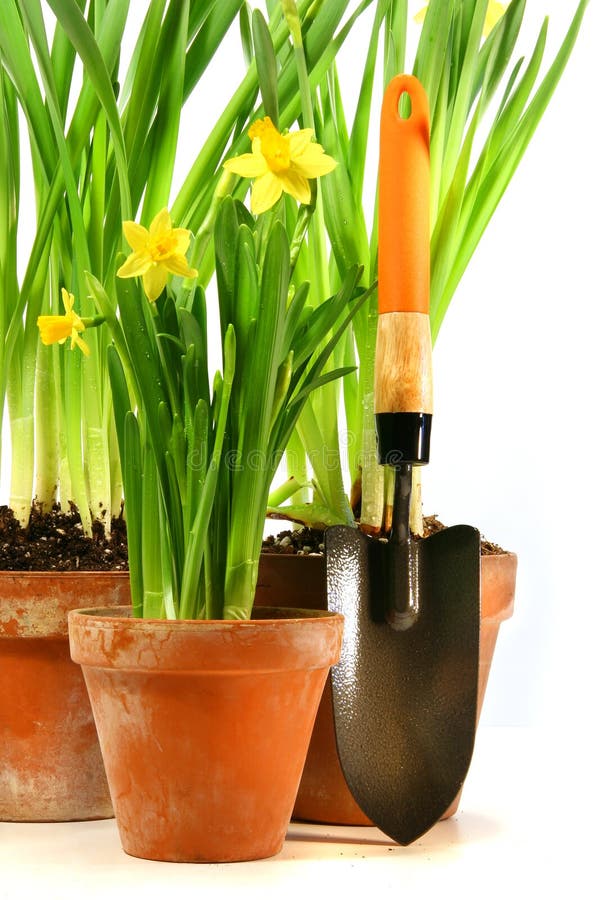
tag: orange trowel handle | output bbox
[375,75,432,464]
[379,74,430,316]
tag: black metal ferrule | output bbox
[375,412,432,466]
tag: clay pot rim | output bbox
[480,551,517,623]
[69,604,341,627]
[68,605,344,673]
[0,570,129,580]
[0,572,132,640]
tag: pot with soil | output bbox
[256,521,516,826]
[64,191,364,861]
[0,505,130,822]
[69,605,343,862]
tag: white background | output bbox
[2,0,599,736]
[419,0,600,734]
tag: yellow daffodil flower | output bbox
[117,208,198,302]
[37,288,90,357]
[223,117,337,215]
[415,1,506,38]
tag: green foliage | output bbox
[280,0,590,533]
[88,199,369,619]
[0,0,374,529]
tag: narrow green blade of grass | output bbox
[50,0,84,121]
[123,410,144,615]
[438,0,487,199]
[47,0,132,218]
[412,0,453,121]
[186,398,209,537]
[141,444,164,618]
[252,8,280,125]
[141,0,189,221]
[239,3,253,68]
[0,1,57,179]
[383,0,407,85]
[348,0,390,201]
[180,326,235,619]
[471,0,525,109]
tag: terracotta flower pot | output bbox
[68,605,343,863]
[0,571,130,822]
[256,548,516,825]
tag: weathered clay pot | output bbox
[0,571,130,822]
[256,549,517,825]
[68,605,343,863]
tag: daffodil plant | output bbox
[260,0,589,535]
[86,196,368,619]
[2,0,374,534]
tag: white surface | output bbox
[0,727,597,899]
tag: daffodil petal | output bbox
[149,208,172,238]
[277,170,312,206]
[291,144,337,179]
[60,287,75,314]
[171,227,192,255]
[117,250,152,278]
[223,152,268,179]
[289,129,314,156]
[71,312,85,333]
[142,263,167,302]
[71,331,90,356]
[250,171,283,215]
[414,5,427,25]
[163,254,198,279]
[123,220,149,252]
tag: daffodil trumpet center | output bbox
[249,118,291,173]
[150,235,179,261]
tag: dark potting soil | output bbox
[0,504,504,571]
[0,504,129,571]
[262,516,506,556]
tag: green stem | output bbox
[34,343,59,508]
[85,425,112,525]
[53,343,72,507]
[222,558,259,621]
[187,170,236,284]
[106,390,123,522]
[63,345,92,534]
[267,475,308,507]
[285,428,310,504]
[141,446,164,617]
[8,416,34,525]
[284,0,329,301]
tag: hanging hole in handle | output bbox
[398,91,412,120]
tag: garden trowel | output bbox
[326,75,480,846]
